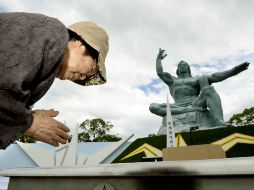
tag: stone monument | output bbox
[149,48,249,135]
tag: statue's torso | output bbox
[169,77,200,106]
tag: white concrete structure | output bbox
[85,134,134,166]
[0,131,133,190]
[14,126,134,167]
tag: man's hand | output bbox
[24,109,71,147]
[157,48,167,61]
[234,62,250,74]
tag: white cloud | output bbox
[1,0,254,139]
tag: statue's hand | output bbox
[234,62,250,73]
[157,48,167,61]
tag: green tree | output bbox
[78,118,122,142]
[18,136,36,143]
[148,133,157,137]
[228,107,254,126]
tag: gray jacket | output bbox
[0,12,69,149]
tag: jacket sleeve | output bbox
[0,90,33,149]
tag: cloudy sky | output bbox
[0,0,253,139]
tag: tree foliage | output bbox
[228,107,254,126]
[18,136,36,143]
[148,133,157,137]
[78,118,122,142]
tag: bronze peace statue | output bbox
[149,48,250,134]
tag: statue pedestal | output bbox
[162,144,226,161]
[157,110,217,135]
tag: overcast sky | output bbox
[1,0,254,139]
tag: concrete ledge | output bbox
[1,157,254,177]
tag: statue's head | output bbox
[176,60,192,77]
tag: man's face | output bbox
[177,61,189,74]
[57,40,98,81]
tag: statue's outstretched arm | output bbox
[208,62,250,84]
[156,48,173,83]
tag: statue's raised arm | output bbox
[156,48,173,84]
[208,62,250,84]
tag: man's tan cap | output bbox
[68,21,109,86]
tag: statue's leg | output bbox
[149,103,184,116]
[149,103,167,117]
[194,86,225,126]
[194,75,225,126]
